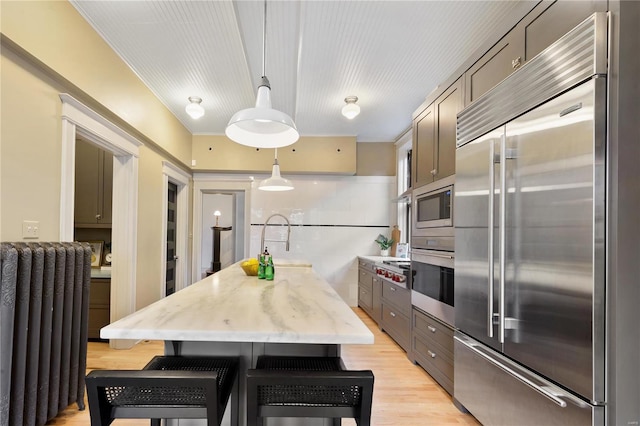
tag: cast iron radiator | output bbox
[0,242,91,426]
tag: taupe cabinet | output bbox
[88,278,110,340]
[465,0,606,104]
[413,1,606,187]
[358,258,411,352]
[412,78,463,188]
[74,139,113,226]
[410,308,455,395]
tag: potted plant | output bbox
[374,234,394,257]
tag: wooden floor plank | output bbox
[47,308,479,425]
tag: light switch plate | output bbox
[22,220,40,239]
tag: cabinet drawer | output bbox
[90,279,111,307]
[358,259,375,273]
[382,303,410,351]
[412,308,453,354]
[413,332,454,395]
[358,285,373,310]
[358,269,373,290]
[381,282,410,316]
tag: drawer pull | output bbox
[427,325,436,333]
[390,312,396,318]
[427,350,436,358]
[389,286,396,291]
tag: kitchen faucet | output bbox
[260,213,291,253]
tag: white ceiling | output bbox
[70,0,535,143]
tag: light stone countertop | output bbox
[358,255,409,263]
[101,261,373,345]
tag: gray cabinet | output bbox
[410,307,454,395]
[88,278,110,340]
[357,259,375,318]
[75,139,113,226]
[465,0,606,104]
[412,77,463,188]
[380,280,411,352]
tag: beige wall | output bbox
[192,135,358,174]
[1,0,192,166]
[356,142,396,176]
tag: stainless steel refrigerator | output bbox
[453,14,607,425]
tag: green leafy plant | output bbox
[374,234,394,250]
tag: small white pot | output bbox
[380,249,390,257]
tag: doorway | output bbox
[165,182,177,296]
[60,94,142,349]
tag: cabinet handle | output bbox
[512,57,522,69]
[427,325,436,333]
[427,350,436,358]
[390,311,396,318]
[96,214,102,220]
[430,169,437,176]
[389,286,396,291]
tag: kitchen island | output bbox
[101,260,374,426]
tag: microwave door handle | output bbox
[488,140,496,338]
[499,134,507,344]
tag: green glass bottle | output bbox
[257,248,267,279]
[265,254,274,281]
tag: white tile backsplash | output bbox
[249,175,396,305]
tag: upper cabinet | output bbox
[465,0,606,105]
[75,139,113,226]
[412,78,463,188]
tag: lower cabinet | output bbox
[358,258,411,352]
[380,280,411,353]
[88,278,111,340]
[410,307,455,395]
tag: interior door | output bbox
[454,128,504,351]
[503,80,599,400]
[165,182,177,296]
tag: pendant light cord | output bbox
[262,0,267,77]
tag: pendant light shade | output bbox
[259,149,294,191]
[225,0,299,149]
[225,78,299,148]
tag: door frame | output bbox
[59,93,142,349]
[192,175,252,281]
[161,161,191,295]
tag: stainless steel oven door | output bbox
[411,248,455,326]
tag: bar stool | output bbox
[86,355,239,426]
[246,356,374,426]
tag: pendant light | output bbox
[259,148,294,191]
[225,0,299,148]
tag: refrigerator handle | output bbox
[499,134,507,344]
[454,335,568,408]
[488,140,496,338]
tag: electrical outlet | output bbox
[22,220,40,239]
[191,159,196,166]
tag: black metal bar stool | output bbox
[86,355,239,426]
[246,356,374,426]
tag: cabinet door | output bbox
[74,140,100,224]
[372,276,382,324]
[412,104,436,187]
[522,0,607,61]
[464,28,524,105]
[98,151,113,224]
[434,78,463,181]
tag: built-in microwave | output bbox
[412,175,454,231]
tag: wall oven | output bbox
[411,246,455,326]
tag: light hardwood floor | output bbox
[47,308,479,425]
